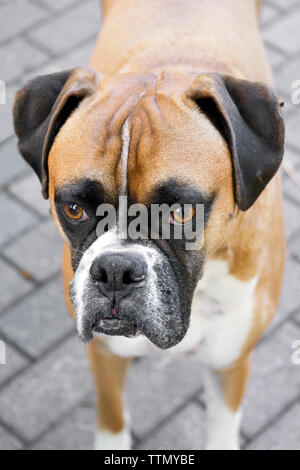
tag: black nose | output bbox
[90,252,147,297]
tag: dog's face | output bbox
[13,68,284,349]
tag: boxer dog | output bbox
[13,0,285,450]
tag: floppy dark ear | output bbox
[13,67,100,198]
[187,73,285,210]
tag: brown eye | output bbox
[63,203,88,222]
[171,207,195,225]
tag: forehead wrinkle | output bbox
[107,94,144,181]
[129,93,164,160]
[104,96,134,184]
[116,87,158,195]
[130,111,143,172]
[108,94,137,136]
[87,86,112,112]
[52,74,160,202]
[143,94,165,131]
[100,73,157,140]
[130,102,151,169]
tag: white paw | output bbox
[94,426,132,450]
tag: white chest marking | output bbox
[104,260,257,369]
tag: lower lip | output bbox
[128,329,142,338]
[96,319,141,338]
[99,318,119,329]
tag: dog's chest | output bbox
[103,260,257,369]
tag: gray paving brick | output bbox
[137,402,206,450]
[3,219,62,282]
[9,173,49,216]
[294,308,300,324]
[30,400,95,450]
[275,57,300,98]
[0,137,28,188]
[28,1,101,56]
[260,3,280,25]
[0,0,48,43]
[283,198,300,241]
[0,424,23,450]
[282,147,300,172]
[0,84,19,142]
[0,258,33,312]
[0,192,38,247]
[287,232,300,262]
[21,40,95,83]
[125,355,204,439]
[242,321,300,438]
[0,0,13,6]
[268,0,300,11]
[0,343,29,385]
[282,172,300,207]
[35,41,95,72]
[247,402,300,450]
[262,9,300,55]
[281,94,298,116]
[267,255,300,332]
[0,276,74,357]
[38,0,85,12]
[285,111,300,150]
[54,40,95,68]
[264,44,285,69]
[279,94,297,115]
[0,335,92,441]
[0,37,48,84]
[0,0,298,452]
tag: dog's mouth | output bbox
[93,316,142,338]
[73,252,193,348]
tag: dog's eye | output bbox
[62,203,89,222]
[170,207,195,225]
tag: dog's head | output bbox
[13,68,284,349]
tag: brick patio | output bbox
[0,0,300,450]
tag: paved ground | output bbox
[0,0,300,450]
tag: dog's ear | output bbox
[187,73,285,211]
[13,67,100,198]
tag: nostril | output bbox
[90,263,108,284]
[90,253,146,293]
[122,270,130,285]
[99,268,108,284]
[123,270,133,285]
[123,269,145,285]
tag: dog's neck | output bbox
[90,0,268,82]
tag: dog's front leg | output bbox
[203,355,251,450]
[87,340,132,450]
